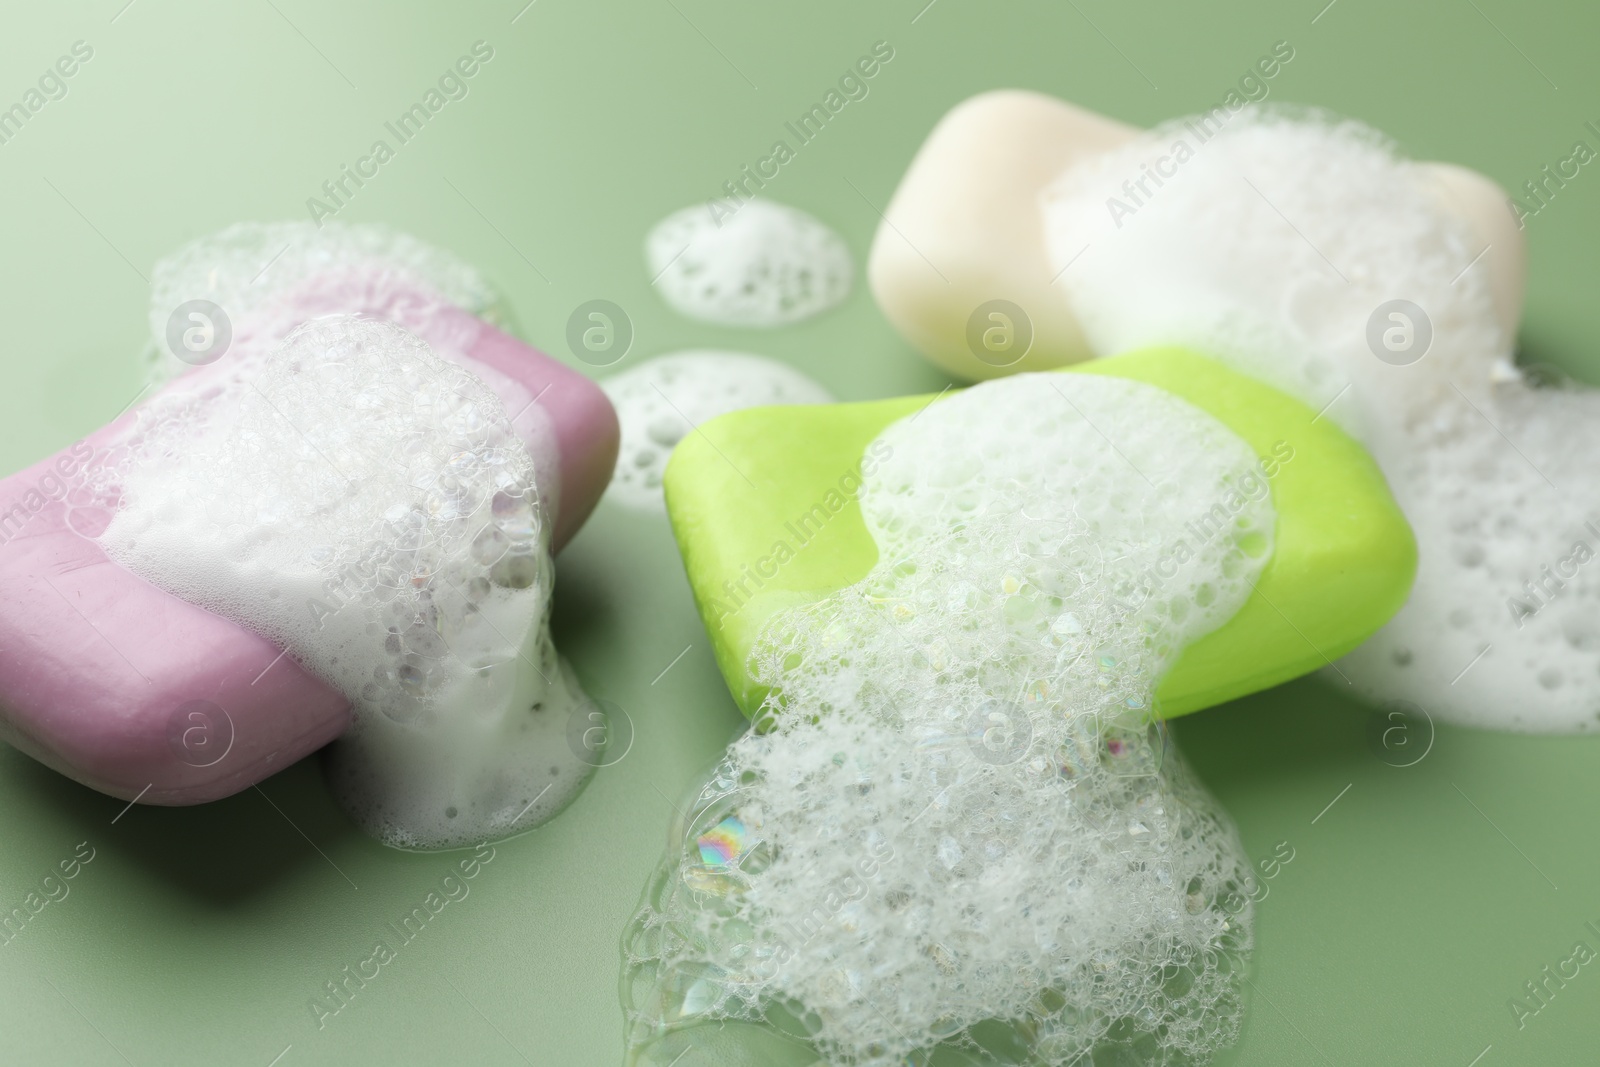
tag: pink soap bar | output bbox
[0,274,618,806]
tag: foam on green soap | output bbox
[665,347,1415,721]
[626,368,1292,1065]
[627,345,1414,1064]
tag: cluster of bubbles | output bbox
[646,198,855,327]
[1042,109,1600,731]
[602,350,834,512]
[99,316,587,848]
[625,374,1272,1066]
[144,220,508,383]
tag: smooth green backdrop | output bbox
[0,1,1597,1065]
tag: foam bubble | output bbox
[100,316,590,849]
[625,373,1269,1065]
[646,199,854,327]
[1043,109,1600,732]
[602,351,833,512]
[145,221,507,383]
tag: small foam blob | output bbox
[1041,109,1600,732]
[646,199,854,326]
[625,373,1270,1065]
[602,351,833,512]
[145,221,508,383]
[100,316,590,849]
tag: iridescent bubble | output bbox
[490,490,536,542]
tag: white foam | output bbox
[625,373,1270,1065]
[100,316,591,849]
[602,351,833,513]
[145,221,507,383]
[645,199,854,326]
[1042,109,1600,732]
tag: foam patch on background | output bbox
[625,373,1270,1066]
[603,351,833,512]
[646,199,854,327]
[100,317,591,849]
[1043,110,1600,732]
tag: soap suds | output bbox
[1043,110,1600,732]
[100,316,590,849]
[645,199,854,326]
[625,373,1270,1066]
[145,221,508,383]
[603,350,833,512]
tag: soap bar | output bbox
[0,274,617,805]
[664,346,1415,718]
[867,90,1526,380]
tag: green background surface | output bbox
[1,1,1597,1064]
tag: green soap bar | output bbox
[663,347,1417,719]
